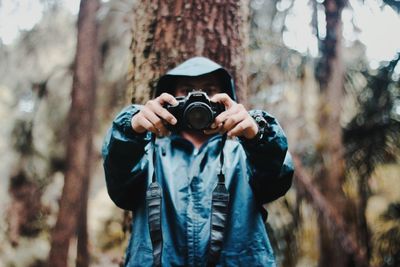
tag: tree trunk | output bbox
[76,174,90,267]
[47,0,99,266]
[129,0,249,105]
[315,0,356,266]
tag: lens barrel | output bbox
[184,102,213,130]
[164,91,224,131]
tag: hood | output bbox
[154,57,237,101]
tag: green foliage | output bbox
[344,53,400,178]
[374,202,400,267]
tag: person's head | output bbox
[174,72,223,97]
[155,57,236,100]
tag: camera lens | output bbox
[184,103,212,130]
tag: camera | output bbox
[164,91,225,131]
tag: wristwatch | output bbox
[252,113,268,140]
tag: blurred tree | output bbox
[7,82,49,246]
[344,53,400,263]
[47,0,99,267]
[247,0,304,267]
[343,1,400,264]
[129,0,249,104]
[313,0,366,266]
[0,5,80,266]
[293,155,370,267]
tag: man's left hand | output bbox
[204,93,258,139]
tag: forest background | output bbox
[0,0,399,267]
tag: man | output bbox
[102,57,294,267]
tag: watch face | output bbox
[254,115,267,129]
[251,114,268,140]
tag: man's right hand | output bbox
[131,93,178,137]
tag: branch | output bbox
[292,155,372,267]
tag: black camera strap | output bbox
[207,134,230,267]
[146,134,162,267]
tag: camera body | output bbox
[165,91,225,131]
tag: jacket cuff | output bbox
[114,104,148,141]
[239,110,274,147]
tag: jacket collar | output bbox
[168,133,223,155]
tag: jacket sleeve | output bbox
[240,110,294,204]
[102,104,150,210]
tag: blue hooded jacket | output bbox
[102,57,294,267]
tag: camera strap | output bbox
[146,134,162,267]
[207,134,230,267]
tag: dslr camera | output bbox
[164,91,225,131]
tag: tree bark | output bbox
[129,0,249,105]
[47,0,99,266]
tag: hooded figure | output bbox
[102,57,294,267]
[155,57,236,101]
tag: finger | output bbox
[137,115,158,134]
[214,122,227,135]
[203,128,219,135]
[222,111,247,132]
[157,92,178,106]
[210,93,235,109]
[131,113,147,133]
[147,100,177,125]
[141,108,169,136]
[227,119,253,137]
[214,104,241,125]
[203,123,223,135]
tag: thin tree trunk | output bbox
[76,175,90,267]
[47,0,99,266]
[315,0,355,266]
[129,0,249,104]
[293,156,370,267]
